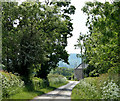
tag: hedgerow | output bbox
[0,71,24,98]
[48,74,67,84]
[71,73,120,99]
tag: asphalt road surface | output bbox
[31,81,79,101]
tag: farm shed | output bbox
[74,63,88,80]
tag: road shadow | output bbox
[44,93,70,97]
[56,88,72,91]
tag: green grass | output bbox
[6,81,68,100]
[71,77,101,99]
[50,81,68,88]
[1,72,68,100]
[71,73,120,100]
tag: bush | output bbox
[32,77,49,90]
[48,74,67,85]
[0,71,24,98]
[83,65,98,77]
[72,77,101,99]
[101,79,120,99]
[72,73,120,99]
[66,76,71,80]
[108,67,120,86]
[32,74,67,90]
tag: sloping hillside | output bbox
[58,53,81,68]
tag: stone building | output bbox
[74,63,88,80]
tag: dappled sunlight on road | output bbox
[31,81,79,100]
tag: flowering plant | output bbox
[48,74,67,84]
[101,80,120,99]
[71,74,120,99]
[0,72,24,98]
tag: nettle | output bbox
[0,72,24,98]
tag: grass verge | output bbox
[71,73,120,100]
[1,71,68,100]
[6,80,68,100]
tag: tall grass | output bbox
[71,73,120,99]
[1,72,68,100]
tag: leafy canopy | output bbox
[76,1,120,76]
[2,1,76,81]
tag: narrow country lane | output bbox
[31,81,79,101]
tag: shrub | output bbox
[32,77,49,90]
[48,74,67,84]
[72,78,101,99]
[0,71,24,98]
[72,73,120,99]
[32,74,67,90]
[108,68,120,86]
[101,80,120,99]
[66,76,72,80]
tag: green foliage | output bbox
[1,71,68,99]
[76,1,120,75]
[72,78,101,99]
[83,65,99,77]
[50,67,75,80]
[71,74,120,99]
[0,71,24,98]
[32,77,44,90]
[2,1,76,80]
[48,74,67,85]
[32,77,49,90]
[30,74,68,91]
[101,80,119,99]
[2,2,47,81]
[35,1,76,79]
[8,90,44,100]
[50,67,74,77]
[7,80,67,100]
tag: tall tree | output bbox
[2,2,49,81]
[76,1,120,76]
[2,1,76,81]
[36,1,76,79]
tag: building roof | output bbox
[74,62,88,70]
